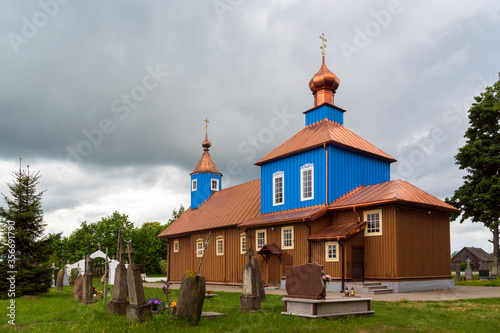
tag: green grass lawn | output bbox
[2,286,499,332]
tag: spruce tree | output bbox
[446,74,500,272]
[0,161,52,298]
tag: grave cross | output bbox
[245,248,254,266]
[196,231,211,274]
[126,243,135,266]
[466,258,471,269]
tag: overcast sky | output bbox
[1,1,499,254]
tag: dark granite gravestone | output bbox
[251,257,266,302]
[73,275,83,302]
[108,244,129,316]
[56,269,64,291]
[285,263,324,299]
[176,270,206,325]
[125,243,151,322]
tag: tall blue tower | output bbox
[190,133,222,209]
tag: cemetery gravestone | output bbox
[108,245,129,316]
[73,275,84,302]
[125,243,151,322]
[455,263,461,282]
[82,254,94,305]
[285,263,325,299]
[240,250,261,311]
[51,263,56,287]
[63,272,70,287]
[464,258,473,280]
[56,269,64,291]
[251,256,266,302]
[176,270,206,325]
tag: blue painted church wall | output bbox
[260,145,391,214]
[191,173,222,209]
[305,104,344,126]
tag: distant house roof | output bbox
[452,247,494,263]
[158,179,260,238]
[255,119,396,165]
[309,222,366,241]
[329,179,460,214]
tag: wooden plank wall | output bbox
[169,236,192,282]
[396,206,452,279]
[362,206,398,279]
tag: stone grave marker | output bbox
[492,258,499,278]
[251,256,266,302]
[109,230,129,315]
[464,258,473,280]
[285,263,324,299]
[108,244,129,316]
[240,249,262,311]
[73,275,84,302]
[82,254,94,305]
[56,269,64,291]
[455,262,461,282]
[125,243,151,321]
[176,270,206,325]
[63,271,70,287]
[51,263,56,287]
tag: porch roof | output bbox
[309,222,366,241]
[238,205,328,228]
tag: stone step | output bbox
[362,282,383,286]
[371,288,394,294]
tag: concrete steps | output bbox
[349,282,394,295]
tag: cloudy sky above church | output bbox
[1,1,499,252]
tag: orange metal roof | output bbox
[158,179,261,238]
[330,179,460,214]
[190,150,222,175]
[309,222,366,241]
[238,205,328,228]
[256,119,396,165]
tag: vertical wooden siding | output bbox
[169,236,192,282]
[362,206,398,279]
[396,207,451,278]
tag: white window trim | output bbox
[240,233,247,255]
[211,178,219,191]
[192,179,197,191]
[256,229,267,251]
[173,239,179,253]
[364,209,383,236]
[216,236,224,256]
[325,241,339,262]
[281,226,294,250]
[300,163,314,201]
[196,239,204,257]
[272,171,284,206]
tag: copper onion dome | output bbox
[202,135,211,151]
[308,56,340,107]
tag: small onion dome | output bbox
[202,135,211,151]
[308,56,340,106]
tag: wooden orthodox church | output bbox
[158,38,459,293]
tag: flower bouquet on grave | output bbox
[322,274,332,288]
[148,298,162,312]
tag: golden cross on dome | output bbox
[204,117,210,135]
[319,33,327,56]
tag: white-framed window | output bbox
[256,229,267,251]
[216,236,224,256]
[325,241,339,262]
[364,209,382,236]
[273,171,284,206]
[211,178,219,191]
[240,233,247,254]
[192,179,197,191]
[281,226,294,250]
[173,239,179,253]
[196,239,204,257]
[300,163,314,201]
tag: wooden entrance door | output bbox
[351,246,365,282]
[267,255,281,287]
